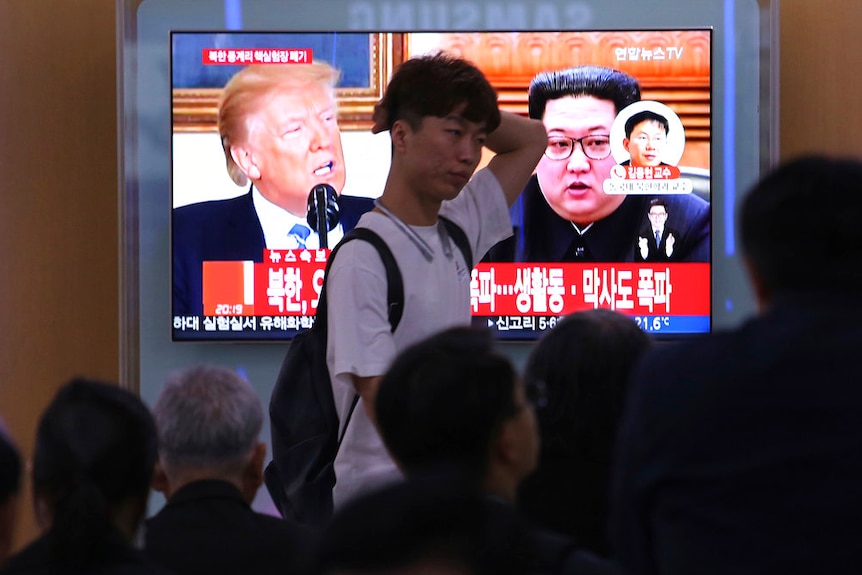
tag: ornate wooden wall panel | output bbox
[405,31,711,155]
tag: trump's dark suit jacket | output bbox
[611,291,862,575]
[172,189,374,316]
[144,480,313,575]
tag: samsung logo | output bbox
[347,1,594,30]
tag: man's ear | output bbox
[622,138,631,153]
[231,145,261,181]
[240,442,267,504]
[390,119,410,154]
[151,459,171,496]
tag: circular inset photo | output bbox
[611,101,686,167]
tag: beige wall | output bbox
[779,0,862,159]
[0,0,860,552]
[0,0,119,551]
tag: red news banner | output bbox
[202,250,710,318]
[201,48,312,65]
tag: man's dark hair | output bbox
[648,198,669,213]
[528,65,641,120]
[625,110,669,138]
[740,155,862,294]
[372,52,501,133]
[523,309,651,461]
[375,327,518,482]
[32,378,158,565]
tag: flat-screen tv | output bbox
[170,29,712,341]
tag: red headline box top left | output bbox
[202,48,312,65]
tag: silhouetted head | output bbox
[376,327,539,502]
[32,378,157,564]
[740,155,862,305]
[524,309,652,461]
[152,365,266,502]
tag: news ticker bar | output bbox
[173,314,710,339]
[201,256,710,318]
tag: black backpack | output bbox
[265,218,472,527]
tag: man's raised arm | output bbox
[484,110,547,206]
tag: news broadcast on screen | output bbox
[171,29,712,341]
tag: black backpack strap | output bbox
[339,228,404,331]
[315,227,404,333]
[439,215,473,269]
[322,227,404,450]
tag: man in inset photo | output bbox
[621,110,670,168]
[637,198,678,261]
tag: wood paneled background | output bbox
[1,0,860,551]
[0,0,120,552]
[779,0,862,157]
[415,31,711,168]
